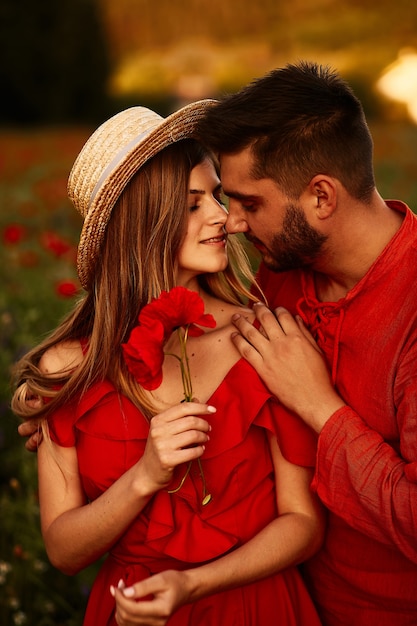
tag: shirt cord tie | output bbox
[296,294,345,385]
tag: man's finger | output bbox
[272,306,301,334]
[252,303,288,340]
[25,433,41,452]
[231,331,264,366]
[18,418,41,435]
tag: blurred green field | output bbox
[0,128,97,626]
[0,120,417,625]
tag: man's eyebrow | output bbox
[222,189,257,200]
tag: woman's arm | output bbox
[38,441,151,575]
[38,399,213,575]
[113,434,325,626]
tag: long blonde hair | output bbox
[11,139,262,421]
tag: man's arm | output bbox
[231,302,417,564]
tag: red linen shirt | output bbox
[257,200,417,625]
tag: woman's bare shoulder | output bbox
[39,340,85,377]
[216,302,256,329]
[234,304,256,318]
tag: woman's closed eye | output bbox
[214,189,227,209]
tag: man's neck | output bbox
[313,197,404,303]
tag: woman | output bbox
[12,101,324,625]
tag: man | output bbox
[197,61,417,625]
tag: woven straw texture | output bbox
[68,99,216,289]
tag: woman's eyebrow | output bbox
[189,189,205,195]
[189,183,222,195]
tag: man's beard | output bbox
[262,203,328,273]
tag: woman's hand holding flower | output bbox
[123,287,216,501]
[139,402,214,494]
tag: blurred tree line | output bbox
[0,0,111,125]
[1,0,417,125]
[100,0,417,57]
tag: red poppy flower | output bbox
[55,280,79,298]
[122,318,166,390]
[3,223,26,245]
[139,287,216,340]
[122,287,216,391]
[41,231,73,257]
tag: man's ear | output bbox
[309,175,337,219]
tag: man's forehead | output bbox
[219,146,254,169]
[219,149,278,198]
[219,148,254,187]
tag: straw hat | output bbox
[68,99,217,289]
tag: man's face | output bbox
[220,147,327,272]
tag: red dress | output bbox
[49,358,321,625]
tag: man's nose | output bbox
[225,205,248,234]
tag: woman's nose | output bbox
[211,201,228,225]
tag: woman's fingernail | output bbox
[123,586,135,598]
[110,585,115,597]
[207,405,216,413]
[117,579,124,589]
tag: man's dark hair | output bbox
[197,61,375,200]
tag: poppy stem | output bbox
[166,326,212,505]
[167,461,192,494]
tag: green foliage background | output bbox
[0,130,101,625]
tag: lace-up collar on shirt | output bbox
[296,276,345,385]
[294,198,410,385]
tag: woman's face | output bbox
[176,158,228,287]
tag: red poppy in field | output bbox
[122,287,216,391]
[40,231,73,257]
[55,280,79,298]
[3,223,27,245]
